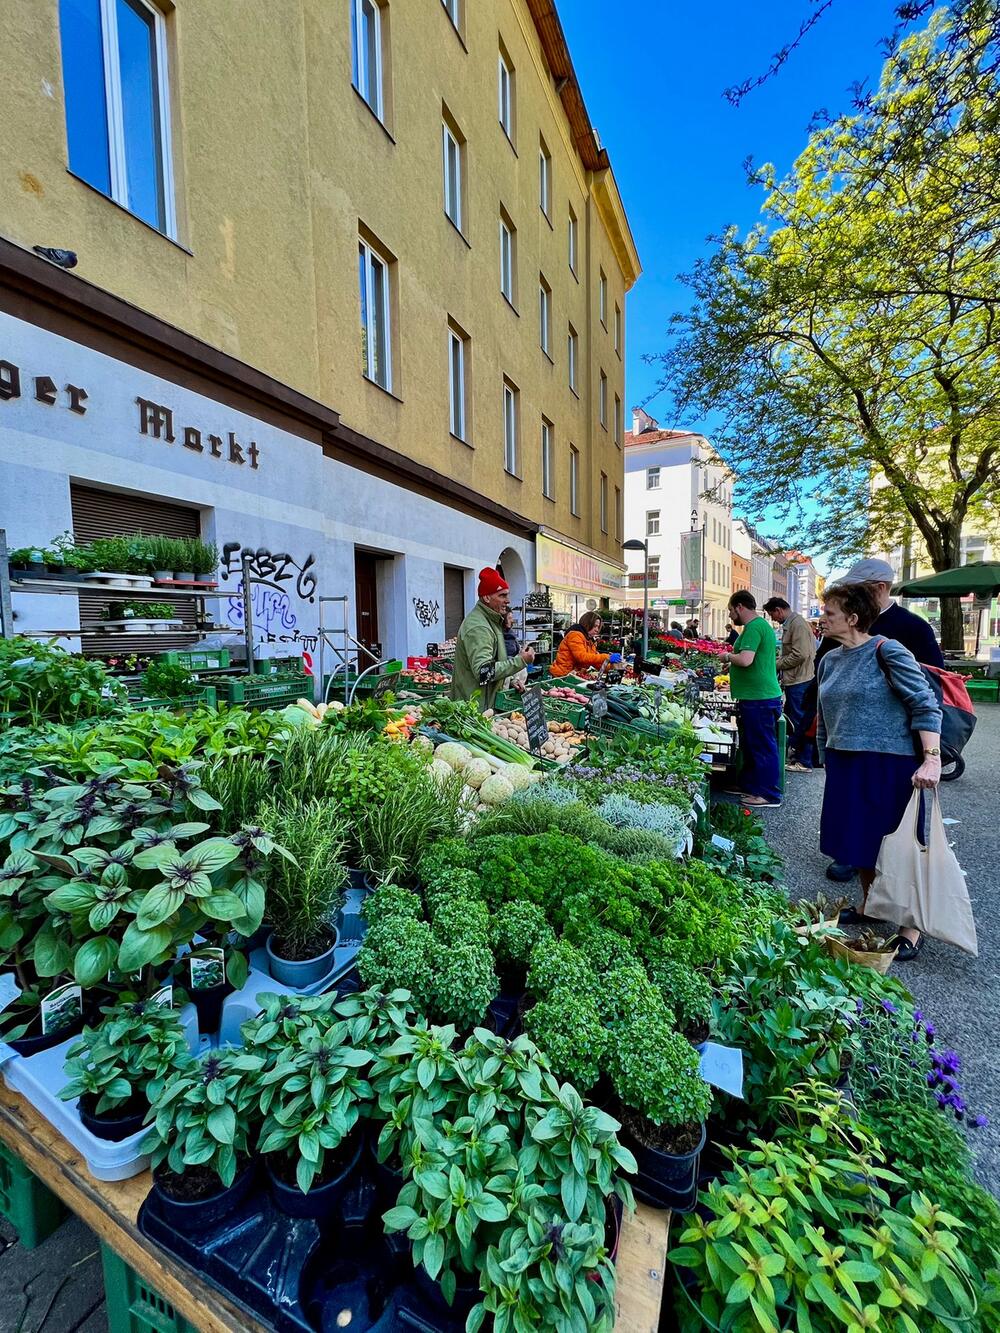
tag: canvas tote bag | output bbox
[867,789,978,956]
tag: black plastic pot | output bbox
[407,1261,482,1330]
[78,1097,146,1143]
[623,1119,707,1213]
[266,1127,364,1220]
[190,980,233,1036]
[151,1160,257,1232]
[8,1012,83,1058]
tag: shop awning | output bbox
[894,562,1000,599]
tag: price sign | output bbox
[372,671,400,700]
[521,686,549,753]
[591,685,609,721]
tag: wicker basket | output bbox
[825,935,897,974]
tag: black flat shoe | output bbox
[889,933,925,962]
[837,906,867,926]
[826,862,856,883]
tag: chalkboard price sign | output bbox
[521,686,549,753]
[591,685,609,721]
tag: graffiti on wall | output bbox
[221,543,320,648]
[412,596,440,628]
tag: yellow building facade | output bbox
[1,0,639,598]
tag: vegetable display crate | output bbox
[127,685,217,712]
[0,1138,67,1249]
[967,678,999,703]
[215,674,308,706]
[157,648,231,671]
[543,699,590,729]
[252,655,304,676]
[101,1242,197,1333]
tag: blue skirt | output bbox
[820,749,921,872]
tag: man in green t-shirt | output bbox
[720,590,782,807]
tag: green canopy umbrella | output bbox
[894,562,1000,598]
[894,562,1000,656]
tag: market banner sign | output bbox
[680,530,702,598]
[535,533,624,595]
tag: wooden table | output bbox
[0,1082,670,1332]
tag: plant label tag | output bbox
[40,982,83,1037]
[0,974,22,1013]
[697,1041,744,1099]
[710,834,736,853]
[590,686,608,721]
[150,985,174,1008]
[190,948,225,991]
[694,791,707,811]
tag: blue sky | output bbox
[561,1,895,425]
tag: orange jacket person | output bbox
[550,611,614,677]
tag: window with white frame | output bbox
[359,236,392,390]
[58,0,175,236]
[646,466,660,489]
[539,138,551,218]
[647,555,660,585]
[351,0,384,120]
[569,445,579,515]
[448,323,468,441]
[539,276,551,356]
[503,378,519,475]
[442,117,463,231]
[614,303,622,355]
[541,418,554,499]
[599,370,608,428]
[499,212,515,304]
[568,207,578,274]
[599,270,608,326]
[600,473,608,533]
[567,325,578,393]
[614,394,622,445]
[498,45,514,141]
[646,510,660,537]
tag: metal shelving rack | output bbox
[516,602,556,665]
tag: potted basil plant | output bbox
[60,998,191,1141]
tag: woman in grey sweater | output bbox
[817,582,943,960]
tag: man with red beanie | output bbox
[450,567,535,711]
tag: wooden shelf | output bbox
[0,1081,671,1332]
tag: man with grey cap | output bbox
[839,558,944,668]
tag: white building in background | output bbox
[623,411,735,638]
[784,552,824,621]
[733,519,775,610]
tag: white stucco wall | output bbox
[0,311,533,665]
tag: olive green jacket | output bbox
[450,601,526,711]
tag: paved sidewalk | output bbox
[761,703,1000,1196]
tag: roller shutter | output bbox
[70,486,202,657]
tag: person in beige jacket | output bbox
[764,598,817,772]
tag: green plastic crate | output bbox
[158,648,230,671]
[101,1243,197,1333]
[967,678,999,703]
[0,1139,66,1249]
[252,655,304,675]
[127,685,217,712]
[215,673,308,705]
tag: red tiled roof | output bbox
[623,429,696,447]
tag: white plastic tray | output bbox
[0,1005,199,1182]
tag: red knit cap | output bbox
[478,567,509,598]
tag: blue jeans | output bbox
[783,680,815,768]
[737,698,783,802]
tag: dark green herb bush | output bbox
[61,999,190,1115]
[259,799,347,958]
[142,662,196,700]
[609,1018,710,1130]
[522,989,606,1090]
[488,900,552,975]
[429,937,497,1031]
[0,637,122,727]
[645,951,713,1037]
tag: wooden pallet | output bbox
[0,1081,671,1331]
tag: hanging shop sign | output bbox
[535,533,624,597]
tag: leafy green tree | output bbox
[657,4,1000,646]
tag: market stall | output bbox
[0,632,994,1333]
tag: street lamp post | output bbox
[623,538,649,661]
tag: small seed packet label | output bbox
[189,948,225,991]
[697,1041,745,1100]
[150,985,174,1008]
[0,974,22,1013]
[40,982,83,1036]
